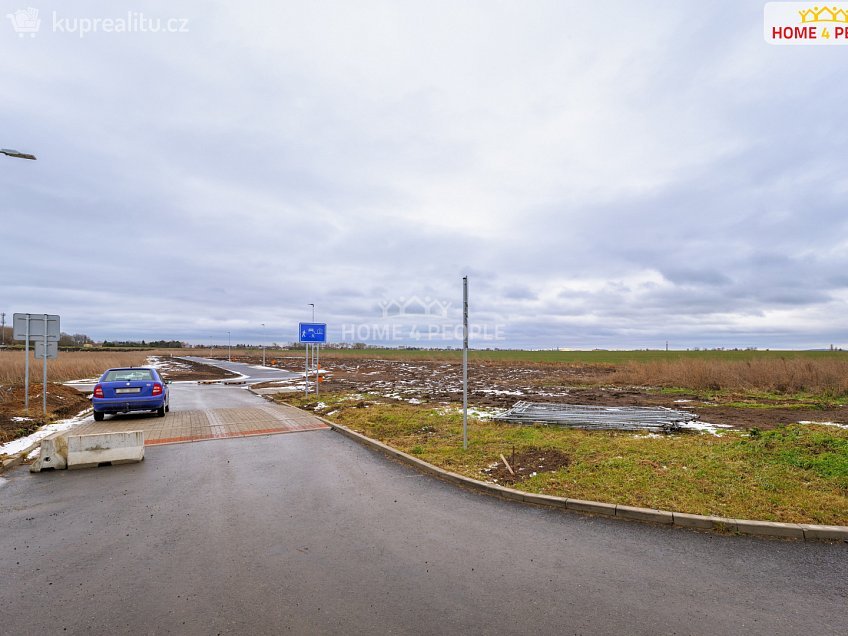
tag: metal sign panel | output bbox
[13,313,60,341]
[298,322,327,343]
[34,341,58,359]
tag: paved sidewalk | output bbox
[72,403,328,446]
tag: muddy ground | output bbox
[228,353,848,431]
[0,384,91,444]
[151,355,238,382]
[481,447,571,485]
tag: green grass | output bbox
[280,391,848,525]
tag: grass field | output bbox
[212,346,848,396]
[234,346,848,364]
[280,391,848,526]
[0,350,154,385]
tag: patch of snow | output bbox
[673,399,692,403]
[679,420,734,436]
[11,416,33,422]
[798,420,848,429]
[408,398,422,405]
[64,378,99,385]
[0,409,92,458]
[315,402,327,410]
[479,389,524,396]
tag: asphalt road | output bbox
[180,356,301,384]
[1,375,846,634]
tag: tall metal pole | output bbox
[309,303,315,322]
[1,312,5,345]
[227,331,231,362]
[261,323,266,366]
[315,343,320,396]
[304,343,310,396]
[463,276,468,450]
[42,314,48,417]
[24,314,30,414]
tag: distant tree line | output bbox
[59,332,95,347]
[101,340,186,348]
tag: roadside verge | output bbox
[317,415,848,543]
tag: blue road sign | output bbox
[299,322,327,343]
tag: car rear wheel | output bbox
[156,406,166,417]
[94,411,104,421]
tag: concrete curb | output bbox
[1,438,45,474]
[319,417,848,543]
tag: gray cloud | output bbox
[2,1,847,349]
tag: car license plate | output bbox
[115,388,141,394]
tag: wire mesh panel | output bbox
[494,401,698,432]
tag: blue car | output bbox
[92,367,170,421]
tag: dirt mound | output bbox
[481,447,571,485]
[153,356,238,381]
[0,383,91,445]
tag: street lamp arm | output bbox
[1,148,37,160]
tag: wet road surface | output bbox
[1,371,846,634]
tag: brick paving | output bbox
[73,403,328,446]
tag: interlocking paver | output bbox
[74,403,328,446]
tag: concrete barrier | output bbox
[29,433,69,472]
[67,431,145,469]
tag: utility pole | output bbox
[1,312,5,346]
[462,276,468,450]
[227,331,231,362]
[261,323,266,366]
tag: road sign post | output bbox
[13,313,59,416]
[299,322,327,396]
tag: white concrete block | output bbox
[30,433,68,472]
[67,431,145,469]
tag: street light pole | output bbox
[261,323,266,367]
[227,330,231,362]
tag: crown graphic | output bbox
[798,5,848,23]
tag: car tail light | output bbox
[152,383,163,396]
[93,385,104,398]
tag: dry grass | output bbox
[0,350,153,384]
[609,357,848,395]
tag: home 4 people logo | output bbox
[378,296,451,319]
[6,7,40,37]
[765,2,848,44]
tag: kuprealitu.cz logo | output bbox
[6,6,189,38]
[765,2,848,44]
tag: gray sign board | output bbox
[34,341,58,359]
[13,313,60,341]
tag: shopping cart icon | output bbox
[6,8,41,37]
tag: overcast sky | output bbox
[2,1,846,349]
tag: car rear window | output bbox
[103,369,155,382]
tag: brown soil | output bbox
[197,353,848,431]
[0,383,91,445]
[154,356,238,381]
[481,447,571,485]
